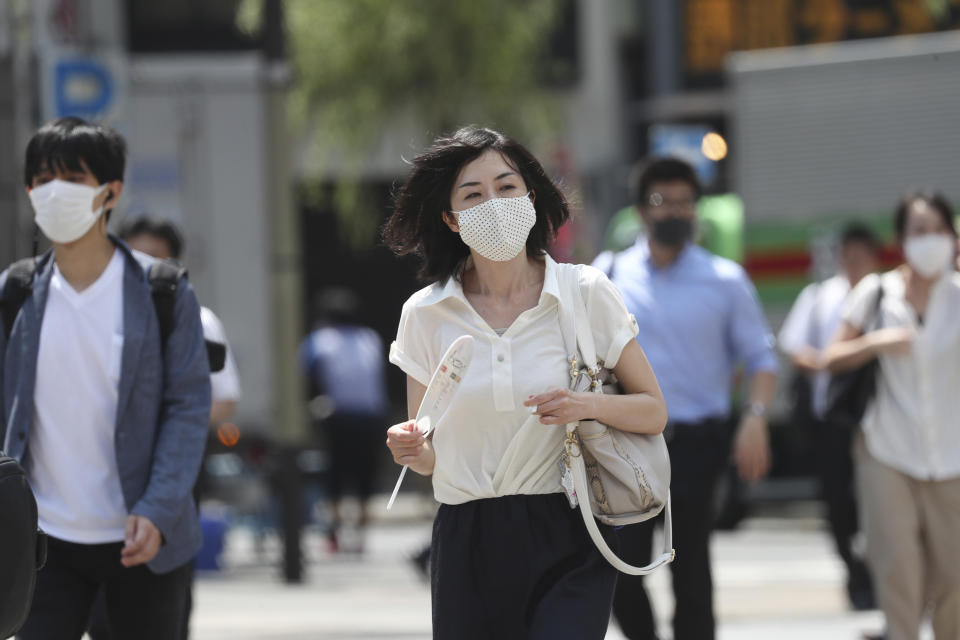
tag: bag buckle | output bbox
[567,355,579,384]
[587,365,603,391]
[565,430,581,460]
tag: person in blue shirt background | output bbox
[594,157,778,640]
[300,288,388,554]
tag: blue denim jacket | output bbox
[0,239,211,573]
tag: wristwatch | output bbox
[745,402,768,419]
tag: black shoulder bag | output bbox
[824,284,884,427]
[0,451,47,638]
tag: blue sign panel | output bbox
[54,59,114,118]
[649,124,718,187]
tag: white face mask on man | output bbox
[28,179,109,244]
[452,193,536,262]
[903,233,955,279]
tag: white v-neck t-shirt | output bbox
[28,249,129,543]
[390,256,639,505]
[843,269,960,481]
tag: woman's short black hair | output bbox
[632,157,702,206]
[23,117,127,220]
[383,126,569,283]
[116,215,185,259]
[894,190,957,240]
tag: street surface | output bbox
[180,496,929,640]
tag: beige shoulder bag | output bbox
[556,263,674,575]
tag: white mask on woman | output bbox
[29,179,109,244]
[452,193,536,262]
[903,233,955,279]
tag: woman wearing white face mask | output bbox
[382,127,667,639]
[825,191,960,640]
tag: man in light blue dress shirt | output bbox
[594,158,778,640]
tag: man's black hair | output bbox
[839,222,879,251]
[23,117,126,221]
[632,157,703,206]
[116,215,185,259]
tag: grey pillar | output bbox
[647,0,681,97]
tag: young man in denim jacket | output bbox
[0,117,211,638]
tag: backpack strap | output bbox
[1,254,219,371]
[1,258,39,341]
[147,259,227,372]
[147,259,188,348]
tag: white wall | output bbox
[124,54,274,430]
[730,32,960,221]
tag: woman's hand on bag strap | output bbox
[524,388,597,425]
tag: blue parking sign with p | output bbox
[54,59,114,118]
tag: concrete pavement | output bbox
[184,496,924,640]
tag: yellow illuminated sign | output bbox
[685,0,960,75]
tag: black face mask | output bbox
[651,217,693,248]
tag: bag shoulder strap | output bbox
[146,259,227,372]
[868,281,884,330]
[147,259,188,347]
[1,258,39,341]
[556,263,674,575]
[597,250,618,281]
[557,263,600,369]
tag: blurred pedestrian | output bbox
[825,191,960,640]
[382,126,668,639]
[119,216,241,427]
[1,117,210,639]
[778,223,879,610]
[103,215,241,640]
[299,288,388,553]
[594,157,778,640]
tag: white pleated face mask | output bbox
[903,233,955,278]
[452,193,536,262]
[29,179,109,244]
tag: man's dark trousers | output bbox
[612,418,734,640]
[17,536,192,640]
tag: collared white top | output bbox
[843,270,960,480]
[29,249,128,543]
[201,307,241,403]
[779,274,851,418]
[390,255,639,505]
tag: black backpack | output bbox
[1,255,226,372]
[0,451,46,638]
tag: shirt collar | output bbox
[540,254,562,303]
[417,253,562,308]
[637,238,694,272]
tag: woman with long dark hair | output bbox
[382,126,667,639]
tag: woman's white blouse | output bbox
[843,270,960,481]
[390,256,639,505]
